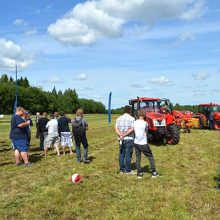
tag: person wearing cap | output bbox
[115,105,135,174]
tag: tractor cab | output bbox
[129,97,180,144]
[196,103,220,129]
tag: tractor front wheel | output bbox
[165,125,180,145]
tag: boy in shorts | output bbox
[44,114,60,156]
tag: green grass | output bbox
[0,114,219,220]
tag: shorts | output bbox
[45,134,60,148]
[11,139,28,152]
[60,132,73,148]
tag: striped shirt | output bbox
[115,113,135,140]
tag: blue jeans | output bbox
[75,136,88,161]
[119,140,134,172]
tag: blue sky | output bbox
[0,0,219,108]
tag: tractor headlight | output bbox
[153,119,166,126]
[153,119,159,126]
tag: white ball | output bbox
[71,174,82,184]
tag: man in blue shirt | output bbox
[10,107,31,166]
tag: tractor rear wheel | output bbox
[165,125,180,145]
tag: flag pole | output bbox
[13,64,18,114]
[108,92,112,125]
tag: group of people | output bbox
[115,105,159,178]
[10,107,90,166]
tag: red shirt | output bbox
[165,113,174,125]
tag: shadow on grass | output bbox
[0,161,14,166]
[131,163,152,174]
[88,155,96,162]
[0,147,11,153]
[29,153,44,163]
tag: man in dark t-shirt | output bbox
[37,112,49,150]
[10,107,31,166]
[58,112,73,155]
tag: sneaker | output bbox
[120,169,126,174]
[24,162,32,167]
[152,172,160,178]
[16,162,22,166]
[83,159,90,164]
[137,172,143,178]
[126,170,136,175]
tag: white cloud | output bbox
[149,76,173,86]
[42,76,63,84]
[73,74,88,80]
[130,83,144,88]
[93,94,101,99]
[130,83,152,91]
[0,38,33,70]
[13,19,27,27]
[24,28,38,36]
[192,72,210,80]
[181,0,205,21]
[179,31,196,41]
[141,87,152,91]
[48,0,205,45]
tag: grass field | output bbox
[0,114,219,220]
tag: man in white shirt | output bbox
[115,105,135,174]
[133,108,159,178]
[44,114,60,156]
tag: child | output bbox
[133,108,159,178]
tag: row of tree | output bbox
[0,74,106,114]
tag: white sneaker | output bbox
[152,172,160,178]
[126,170,136,175]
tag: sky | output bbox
[0,0,220,108]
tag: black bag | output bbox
[72,118,85,139]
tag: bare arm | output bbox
[122,126,134,138]
[17,120,30,128]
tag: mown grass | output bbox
[0,114,219,220]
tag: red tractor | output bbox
[160,99,200,132]
[129,97,180,145]
[194,103,220,130]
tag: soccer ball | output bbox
[70,174,83,184]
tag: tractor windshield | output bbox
[198,105,220,114]
[212,106,220,112]
[140,101,161,112]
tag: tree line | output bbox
[0,74,106,114]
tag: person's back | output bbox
[44,114,60,155]
[58,113,73,155]
[47,118,58,135]
[116,113,135,140]
[133,108,159,178]
[72,109,89,163]
[58,115,71,133]
[134,119,148,145]
[115,105,135,174]
[38,116,49,133]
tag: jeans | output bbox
[119,140,134,172]
[134,144,156,173]
[134,143,156,173]
[75,136,88,161]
